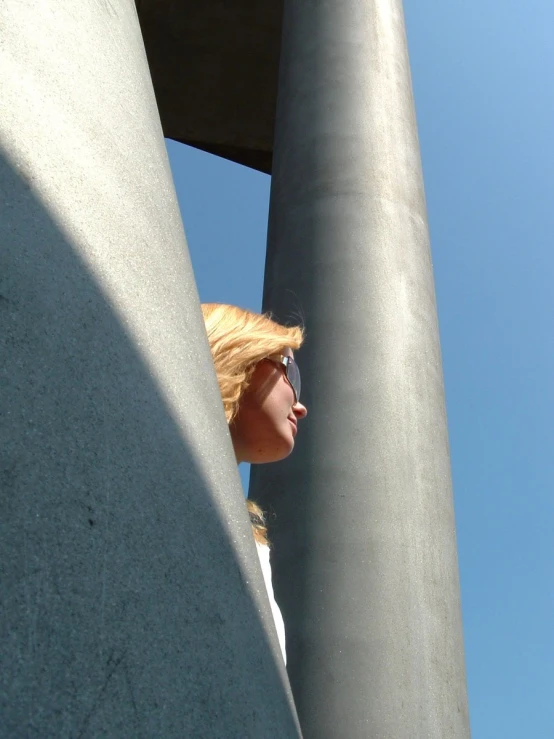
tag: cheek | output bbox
[234,395,274,443]
[245,370,292,423]
[243,393,288,444]
[249,399,283,438]
[260,386,292,425]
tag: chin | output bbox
[270,437,295,463]
[250,437,295,465]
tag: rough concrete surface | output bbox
[0,1,300,736]
[250,1,470,737]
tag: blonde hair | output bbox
[201,303,304,544]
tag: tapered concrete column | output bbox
[0,2,300,736]
[250,1,470,737]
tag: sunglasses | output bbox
[268,354,301,404]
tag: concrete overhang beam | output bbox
[137,0,283,173]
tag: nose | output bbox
[293,401,308,419]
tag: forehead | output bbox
[282,347,293,358]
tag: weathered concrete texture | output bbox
[250,0,470,737]
[0,1,300,736]
[137,0,283,173]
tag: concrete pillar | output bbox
[0,2,300,736]
[250,1,470,737]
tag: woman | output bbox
[202,303,308,664]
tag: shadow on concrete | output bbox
[0,150,298,738]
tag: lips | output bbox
[288,417,298,436]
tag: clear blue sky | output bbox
[166,1,553,736]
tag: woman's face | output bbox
[230,349,308,464]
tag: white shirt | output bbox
[255,542,287,664]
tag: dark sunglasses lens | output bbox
[287,359,301,402]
